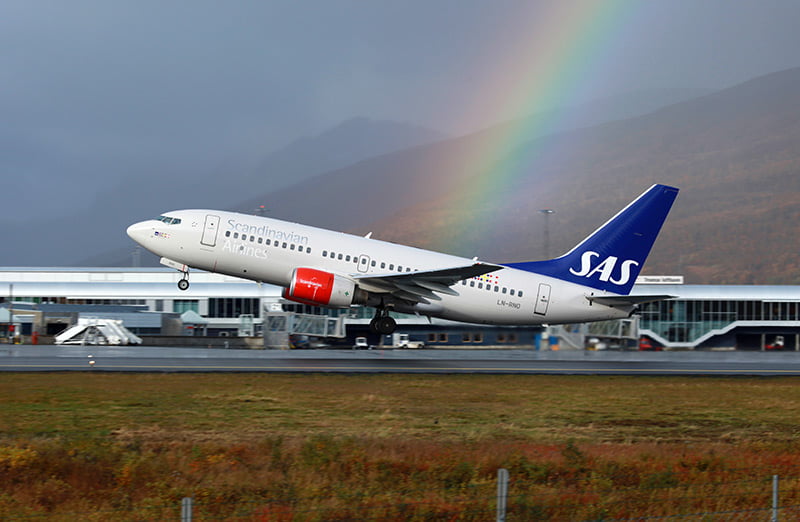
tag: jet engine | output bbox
[283,268,366,308]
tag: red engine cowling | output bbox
[283,268,360,308]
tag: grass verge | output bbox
[2,373,800,520]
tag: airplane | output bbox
[126,184,678,335]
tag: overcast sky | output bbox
[2,0,800,219]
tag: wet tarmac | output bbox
[2,345,800,375]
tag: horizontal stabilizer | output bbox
[587,294,675,307]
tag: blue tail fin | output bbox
[505,184,678,294]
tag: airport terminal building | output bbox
[2,268,800,350]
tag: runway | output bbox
[2,345,800,375]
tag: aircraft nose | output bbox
[126,221,152,245]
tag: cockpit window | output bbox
[157,216,181,225]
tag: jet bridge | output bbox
[263,311,345,349]
[550,317,639,350]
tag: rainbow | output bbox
[435,0,640,254]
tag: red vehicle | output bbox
[765,336,785,350]
[638,337,662,351]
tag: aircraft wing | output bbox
[586,294,675,307]
[353,262,503,304]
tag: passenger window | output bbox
[389,264,394,270]
[346,255,351,262]
[518,291,524,298]
[251,236,256,242]
[478,283,483,289]
[233,232,239,239]
[371,260,376,267]
[338,253,343,260]
[225,231,231,237]
[307,248,311,254]
[282,242,287,248]
[381,262,386,269]
[502,288,507,294]
[470,281,475,287]
[266,239,271,246]
[397,266,403,272]
[290,244,295,250]
[298,245,303,252]
[258,237,263,244]
[510,289,515,296]
[494,286,499,292]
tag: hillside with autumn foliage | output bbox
[372,69,800,284]
[269,67,800,284]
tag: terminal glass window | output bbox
[209,298,261,318]
[173,300,199,314]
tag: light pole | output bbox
[539,209,555,259]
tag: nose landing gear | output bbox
[159,258,191,291]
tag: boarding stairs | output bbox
[55,318,142,346]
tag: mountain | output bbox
[229,89,711,227]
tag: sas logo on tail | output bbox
[569,251,638,286]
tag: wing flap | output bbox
[354,262,502,304]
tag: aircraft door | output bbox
[357,255,370,273]
[534,283,551,316]
[201,215,220,247]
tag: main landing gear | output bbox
[369,308,397,335]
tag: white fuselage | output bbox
[127,209,632,326]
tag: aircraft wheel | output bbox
[178,279,190,291]
[376,316,396,335]
[369,317,380,333]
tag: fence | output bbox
[177,471,800,521]
[10,468,799,521]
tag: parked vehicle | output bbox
[352,337,371,350]
[765,335,785,350]
[586,337,607,351]
[392,333,424,349]
[638,337,662,351]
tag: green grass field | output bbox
[2,373,800,520]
